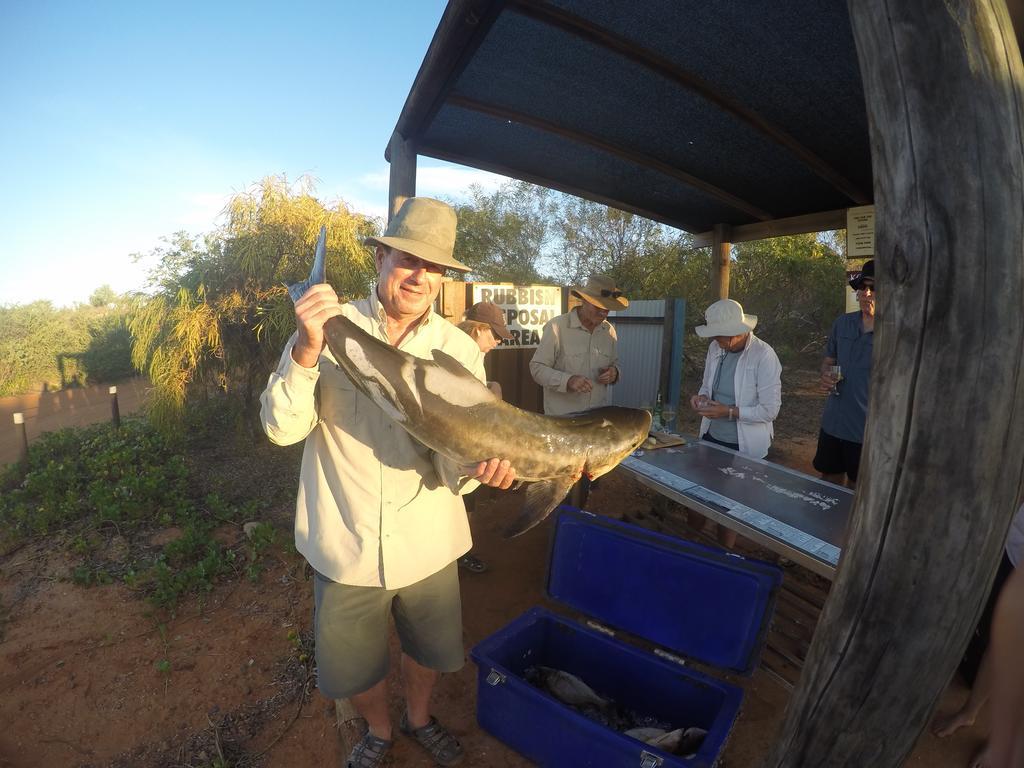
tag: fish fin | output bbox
[502,476,576,538]
[429,349,481,382]
[287,224,327,303]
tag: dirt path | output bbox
[0,372,990,767]
[0,378,149,466]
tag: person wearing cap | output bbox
[458,300,512,399]
[529,274,626,417]
[688,299,782,547]
[813,259,875,488]
[260,197,517,768]
[455,301,513,574]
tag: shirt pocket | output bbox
[838,329,871,370]
[563,350,586,375]
[318,364,360,423]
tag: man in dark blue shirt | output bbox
[813,260,875,488]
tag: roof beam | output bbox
[418,146,710,233]
[509,0,872,206]
[692,209,848,246]
[447,94,775,221]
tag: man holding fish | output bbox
[260,198,517,768]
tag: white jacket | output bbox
[697,334,782,459]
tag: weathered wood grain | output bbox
[763,2,1024,766]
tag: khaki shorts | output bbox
[312,562,465,699]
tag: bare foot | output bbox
[969,741,990,768]
[932,709,975,738]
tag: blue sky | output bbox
[0,1,506,306]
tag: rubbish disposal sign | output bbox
[471,284,563,348]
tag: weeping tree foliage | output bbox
[130,175,379,434]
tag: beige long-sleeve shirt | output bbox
[259,292,486,589]
[529,308,619,416]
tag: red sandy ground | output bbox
[0,371,989,767]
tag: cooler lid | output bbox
[546,508,782,675]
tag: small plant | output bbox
[155,658,172,675]
[244,522,276,582]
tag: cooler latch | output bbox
[485,669,506,686]
[640,751,664,768]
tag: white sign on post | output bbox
[471,284,563,349]
[846,205,875,257]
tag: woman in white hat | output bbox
[688,299,782,547]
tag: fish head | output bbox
[583,406,652,480]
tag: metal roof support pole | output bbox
[710,223,732,300]
[761,1,1024,766]
[388,130,417,223]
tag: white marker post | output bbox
[13,412,28,464]
[109,386,120,429]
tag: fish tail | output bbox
[286,225,327,304]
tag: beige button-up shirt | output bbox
[529,308,619,416]
[259,292,486,589]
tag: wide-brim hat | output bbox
[849,259,875,290]
[364,197,470,272]
[465,300,512,340]
[695,299,757,337]
[572,274,629,311]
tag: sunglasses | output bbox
[858,282,876,293]
[600,289,623,298]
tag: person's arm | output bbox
[260,332,323,446]
[738,346,782,424]
[261,284,344,445]
[988,566,1024,768]
[597,327,619,385]
[690,344,717,411]
[530,321,574,392]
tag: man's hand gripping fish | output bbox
[289,227,651,537]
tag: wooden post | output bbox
[762,3,1024,767]
[710,223,732,300]
[109,385,121,429]
[334,698,366,756]
[13,412,28,465]
[388,131,417,223]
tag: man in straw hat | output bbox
[688,298,782,547]
[260,197,517,768]
[530,274,626,508]
[812,259,875,488]
[530,273,627,417]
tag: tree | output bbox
[451,181,555,283]
[551,198,677,289]
[89,284,119,307]
[129,175,379,434]
[730,233,846,358]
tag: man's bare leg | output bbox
[401,652,440,728]
[350,678,392,740]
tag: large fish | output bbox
[289,226,651,536]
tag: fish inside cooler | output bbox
[472,605,741,768]
[524,665,708,757]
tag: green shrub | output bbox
[0,419,278,610]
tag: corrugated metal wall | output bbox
[608,300,665,409]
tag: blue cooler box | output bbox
[470,508,782,768]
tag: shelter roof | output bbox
[390,0,873,239]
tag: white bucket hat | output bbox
[695,299,757,337]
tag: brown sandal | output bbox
[347,730,393,768]
[400,712,464,766]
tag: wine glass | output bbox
[829,365,843,396]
